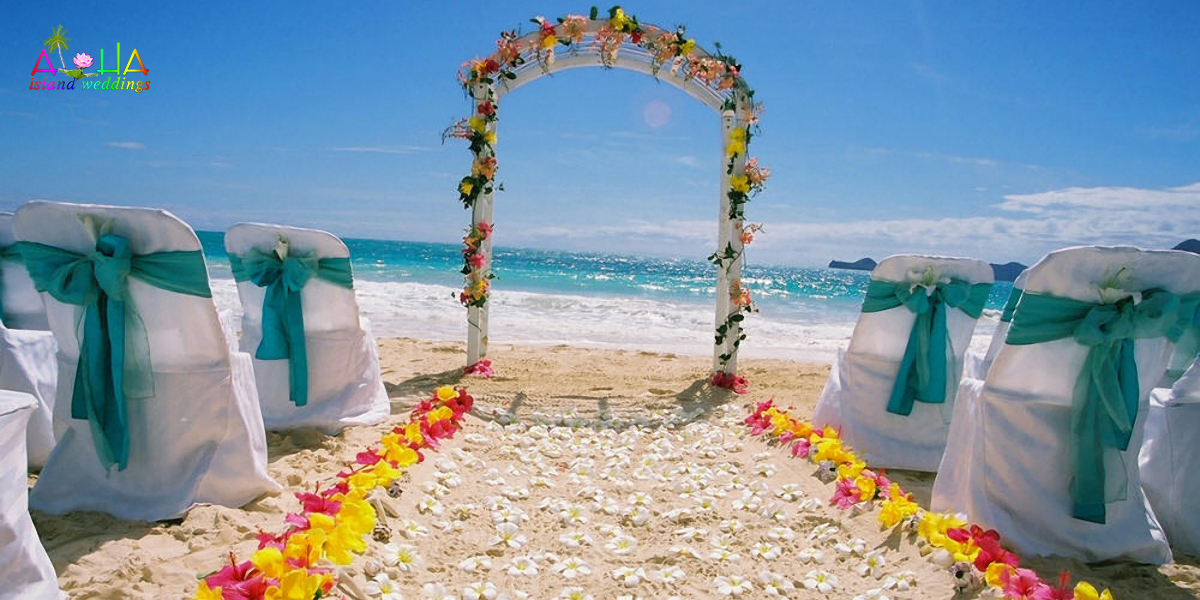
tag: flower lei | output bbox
[459,221,494,308]
[745,400,1116,600]
[191,387,474,600]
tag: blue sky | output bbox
[2,1,1197,267]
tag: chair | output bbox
[964,270,1028,380]
[16,201,279,521]
[224,223,388,433]
[0,212,59,468]
[0,390,64,599]
[933,246,1200,564]
[1140,357,1200,555]
[812,255,994,472]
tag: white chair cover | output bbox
[933,246,1200,564]
[964,270,1029,381]
[812,255,994,471]
[0,391,63,600]
[16,201,279,521]
[1139,358,1200,555]
[0,212,59,467]
[0,212,50,331]
[224,223,388,433]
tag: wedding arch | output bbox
[448,6,770,387]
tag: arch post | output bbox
[467,82,495,366]
[713,106,746,374]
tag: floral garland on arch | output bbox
[191,387,473,600]
[459,221,494,308]
[745,400,1116,600]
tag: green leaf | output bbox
[590,6,599,19]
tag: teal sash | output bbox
[1168,293,1200,378]
[18,235,212,470]
[862,277,992,415]
[0,245,22,325]
[1000,287,1023,323]
[1007,289,1183,523]
[229,248,354,407]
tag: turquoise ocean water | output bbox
[199,231,1012,362]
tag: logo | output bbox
[30,25,150,93]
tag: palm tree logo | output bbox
[43,25,71,70]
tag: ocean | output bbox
[198,232,1012,363]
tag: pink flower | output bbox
[73,52,93,69]
[464,359,494,378]
[830,477,862,509]
[1001,567,1050,600]
[477,221,493,238]
[1031,571,1074,600]
[468,253,486,269]
[790,438,811,458]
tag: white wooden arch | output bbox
[462,18,754,376]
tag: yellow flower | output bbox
[812,438,849,464]
[855,475,877,502]
[265,568,331,600]
[437,386,457,401]
[985,562,1015,588]
[729,128,747,142]
[283,530,324,567]
[468,116,487,133]
[403,422,425,447]
[542,34,556,49]
[458,180,474,196]
[1074,581,1114,600]
[483,131,497,145]
[726,140,746,158]
[837,459,866,481]
[680,38,696,56]
[917,511,966,549]
[611,7,631,30]
[729,174,751,194]
[877,484,919,528]
[251,546,286,580]
[193,582,222,600]
[380,433,419,467]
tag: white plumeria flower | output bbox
[626,506,652,526]
[507,555,539,577]
[462,581,498,600]
[751,541,782,560]
[418,495,445,516]
[776,483,805,501]
[559,530,593,548]
[755,462,777,477]
[674,527,707,541]
[834,538,867,556]
[808,523,839,542]
[458,555,493,573]
[857,550,887,579]
[398,518,430,539]
[798,547,825,564]
[798,498,822,513]
[628,491,652,506]
[490,523,527,549]
[493,507,529,524]
[485,496,510,511]
[719,519,745,534]
[758,570,796,596]
[669,544,702,559]
[556,587,593,600]
[803,570,839,594]
[365,573,404,600]
[422,582,456,600]
[385,544,423,572]
[450,504,475,521]
[694,496,718,513]
[759,502,788,522]
[709,548,742,563]
[605,535,637,555]
[767,526,796,542]
[853,589,890,600]
[552,556,591,579]
[611,567,645,587]
[714,575,754,596]
[881,570,917,591]
[558,505,589,525]
[652,566,686,584]
[710,533,737,550]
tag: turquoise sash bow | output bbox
[18,235,212,470]
[862,277,992,416]
[1000,287,1023,323]
[0,245,22,325]
[1168,293,1200,378]
[229,248,354,407]
[1007,289,1184,523]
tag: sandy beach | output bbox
[29,338,1200,599]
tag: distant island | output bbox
[829,239,1200,282]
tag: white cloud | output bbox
[998,182,1200,212]
[106,141,144,150]
[675,155,700,168]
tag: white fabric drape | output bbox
[0,390,63,599]
[933,245,1200,564]
[964,270,1028,381]
[224,223,389,433]
[17,202,279,521]
[812,255,994,472]
[1140,358,1200,555]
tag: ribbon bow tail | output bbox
[887,290,951,416]
[257,276,310,407]
[1070,339,1141,524]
